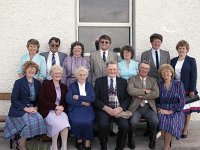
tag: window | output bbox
[77,0,133,54]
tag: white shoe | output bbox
[156,131,162,139]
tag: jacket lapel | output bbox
[148,49,156,69]
[96,51,103,71]
[160,50,166,65]
[22,76,31,96]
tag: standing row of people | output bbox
[4,33,199,150]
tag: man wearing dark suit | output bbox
[141,33,170,82]
[127,61,159,149]
[90,35,118,85]
[40,37,67,79]
[94,61,131,150]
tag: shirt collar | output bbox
[100,49,108,54]
[50,51,58,56]
[151,48,160,53]
[139,76,146,81]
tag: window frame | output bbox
[76,0,133,56]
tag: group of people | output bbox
[3,33,199,150]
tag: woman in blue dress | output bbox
[66,66,95,150]
[4,61,46,150]
[118,45,138,80]
[157,64,185,150]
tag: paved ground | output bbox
[1,121,200,150]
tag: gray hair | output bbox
[138,60,151,68]
[49,65,63,77]
[74,66,89,78]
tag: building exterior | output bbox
[0,0,200,119]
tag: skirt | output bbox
[44,110,70,137]
[183,100,200,114]
[4,112,46,139]
[158,111,184,139]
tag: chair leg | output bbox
[10,139,13,149]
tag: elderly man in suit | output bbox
[90,35,118,85]
[141,33,170,82]
[127,61,159,149]
[40,37,67,80]
[94,61,131,150]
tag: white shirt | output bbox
[175,59,184,80]
[46,51,60,79]
[78,82,86,96]
[100,49,108,60]
[151,49,160,66]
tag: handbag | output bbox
[115,110,132,119]
[185,95,199,104]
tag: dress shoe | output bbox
[77,142,83,150]
[85,146,91,150]
[149,141,156,149]
[128,142,135,149]
[181,131,188,138]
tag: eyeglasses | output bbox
[51,44,59,47]
[100,41,110,44]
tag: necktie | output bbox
[155,51,159,70]
[52,53,56,66]
[140,78,146,107]
[103,52,106,62]
[110,78,114,93]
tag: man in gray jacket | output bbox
[127,61,159,149]
[40,37,67,79]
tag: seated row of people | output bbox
[4,60,191,150]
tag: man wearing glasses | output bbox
[90,35,118,85]
[127,61,159,149]
[40,37,67,80]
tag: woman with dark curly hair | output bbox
[61,41,90,87]
[118,45,138,80]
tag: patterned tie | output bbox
[103,52,106,62]
[52,53,56,66]
[110,78,114,93]
[155,51,159,70]
[140,78,146,107]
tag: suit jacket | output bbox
[94,76,131,111]
[171,55,197,93]
[8,76,41,117]
[127,75,159,113]
[90,51,118,84]
[141,49,170,82]
[40,51,67,67]
[38,80,67,118]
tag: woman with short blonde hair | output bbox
[157,64,185,150]
[39,65,70,150]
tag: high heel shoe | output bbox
[181,131,188,138]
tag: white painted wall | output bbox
[0,0,76,92]
[135,0,200,91]
[0,0,200,119]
